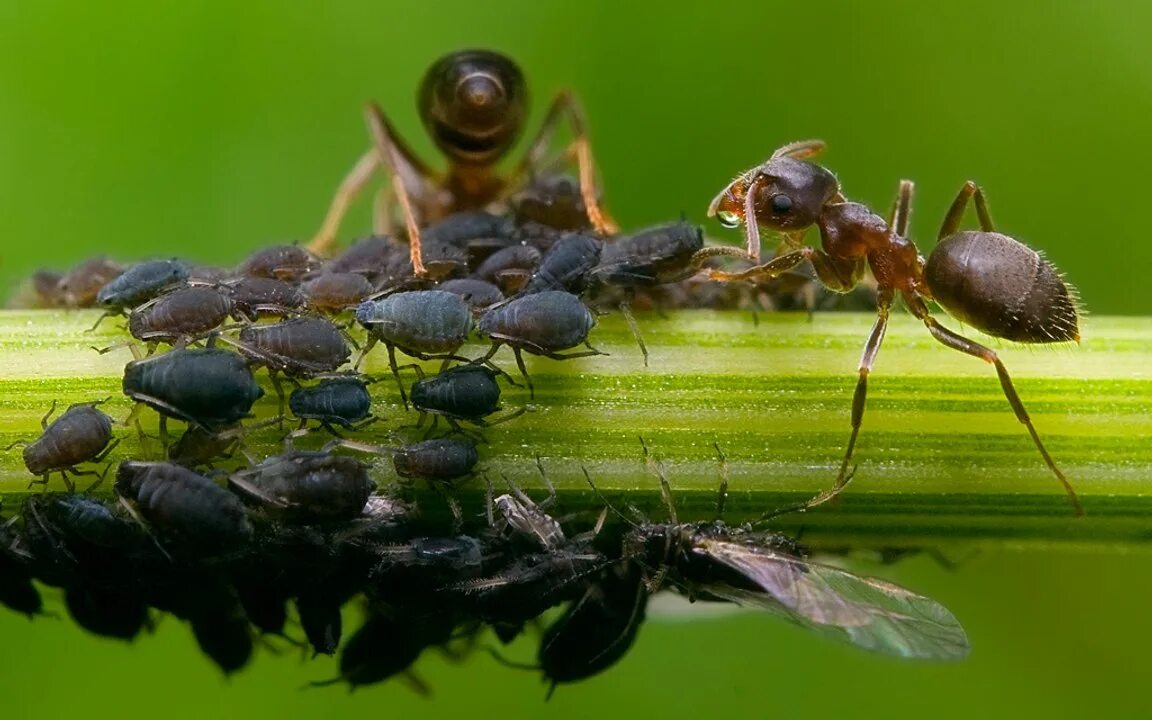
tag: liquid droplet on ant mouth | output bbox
[716,210,741,228]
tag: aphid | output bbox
[237,244,321,282]
[0,518,42,617]
[474,244,542,294]
[167,423,251,468]
[409,363,524,432]
[512,173,596,232]
[288,377,375,435]
[64,584,151,641]
[303,272,375,314]
[23,269,65,308]
[184,582,255,676]
[95,259,189,309]
[122,347,264,432]
[315,610,455,692]
[231,317,352,417]
[228,449,376,522]
[708,142,1083,513]
[224,276,307,320]
[57,256,124,308]
[126,285,233,347]
[477,290,603,397]
[391,437,479,486]
[418,211,518,273]
[520,232,602,296]
[115,460,254,553]
[436,278,505,311]
[327,235,404,283]
[306,49,614,277]
[354,290,473,404]
[9,401,119,491]
[537,563,648,696]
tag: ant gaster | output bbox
[707,141,1083,514]
[306,49,615,276]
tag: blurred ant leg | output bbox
[771,139,826,161]
[889,179,914,237]
[833,290,894,491]
[807,251,864,293]
[365,103,427,276]
[308,149,379,255]
[514,90,616,235]
[938,181,995,239]
[372,184,395,237]
[705,249,808,283]
[903,292,1083,516]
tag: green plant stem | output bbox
[1,309,1149,553]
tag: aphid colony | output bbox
[1,46,1083,691]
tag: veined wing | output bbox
[693,539,970,660]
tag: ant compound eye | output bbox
[716,210,741,228]
[770,194,794,215]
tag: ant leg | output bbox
[808,251,866,293]
[512,90,616,235]
[938,181,996,240]
[372,184,395,237]
[889,180,914,237]
[903,293,1083,515]
[833,292,894,491]
[771,139,826,161]
[365,103,429,277]
[307,149,380,256]
[705,249,808,283]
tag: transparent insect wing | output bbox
[693,539,970,660]
[494,493,566,550]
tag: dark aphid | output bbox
[16,401,118,491]
[29,269,66,308]
[368,536,485,600]
[122,347,264,430]
[289,377,375,434]
[477,290,602,397]
[392,437,479,485]
[539,563,648,695]
[236,317,352,377]
[409,363,523,431]
[225,276,307,319]
[512,174,595,232]
[421,210,517,249]
[318,610,456,691]
[232,570,290,638]
[0,520,42,617]
[474,244,542,294]
[167,423,248,468]
[30,493,143,550]
[115,460,254,552]
[303,272,375,314]
[64,584,151,641]
[228,450,376,522]
[96,259,190,309]
[521,233,602,296]
[237,244,321,282]
[437,278,505,311]
[307,49,613,278]
[58,256,124,308]
[127,285,233,346]
[354,290,473,404]
[593,221,709,287]
[187,265,232,284]
[296,590,347,657]
[186,583,255,676]
[327,236,404,281]
[709,148,1083,512]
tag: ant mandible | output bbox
[306,49,616,276]
[706,141,1083,515]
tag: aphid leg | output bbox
[116,495,173,563]
[39,400,58,430]
[512,90,616,235]
[511,347,535,400]
[713,442,729,520]
[307,149,380,256]
[484,474,495,527]
[2,439,26,451]
[87,310,119,333]
[534,456,559,510]
[353,334,378,370]
[617,298,649,367]
[319,421,346,439]
[640,438,679,525]
[64,467,102,493]
[365,103,427,277]
[938,180,995,239]
[158,415,171,449]
[386,344,410,409]
[832,292,893,492]
[484,405,529,428]
[903,292,1083,516]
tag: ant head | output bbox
[708,157,840,234]
[419,49,527,164]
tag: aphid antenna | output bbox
[534,455,559,509]
[713,441,729,520]
[639,436,677,525]
[114,495,174,563]
[483,645,541,673]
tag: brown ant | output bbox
[706,141,1083,515]
[306,49,615,276]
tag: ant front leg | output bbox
[513,90,616,235]
[833,290,894,491]
[308,149,379,256]
[902,292,1083,516]
[364,103,433,276]
[938,181,996,239]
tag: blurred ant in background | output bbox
[307,49,616,276]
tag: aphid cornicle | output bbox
[122,347,264,430]
[15,401,119,491]
[306,49,615,278]
[114,460,254,552]
[708,142,1083,513]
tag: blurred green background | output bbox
[1,1,1149,718]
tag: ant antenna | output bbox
[756,464,858,525]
